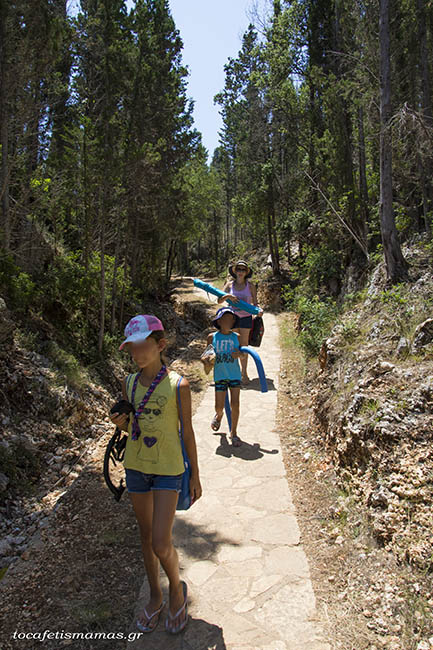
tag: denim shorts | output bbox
[125,469,183,494]
[237,315,253,329]
[215,379,241,392]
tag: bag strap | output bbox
[125,373,136,400]
[176,377,184,440]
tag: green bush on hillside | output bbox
[283,285,338,356]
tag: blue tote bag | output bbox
[176,378,192,510]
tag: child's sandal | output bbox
[211,414,221,431]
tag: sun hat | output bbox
[119,314,164,350]
[212,307,240,330]
[228,259,253,279]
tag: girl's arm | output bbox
[178,378,202,504]
[231,331,245,359]
[109,377,130,431]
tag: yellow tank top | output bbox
[123,370,185,476]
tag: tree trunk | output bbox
[165,238,177,282]
[82,126,91,323]
[119,258,127,330]
[130,211,139,287]
[267,174,280,275]
[0,4,10,250]
[98,198,106,356]
[213,208,219,272]
[379,0,408,283]
[416,0,433,238]
[357,106,369,244]
[110,230,121,335]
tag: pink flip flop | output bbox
[165,581,188,635]
[136,600,165,633]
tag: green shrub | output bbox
[378,284,408,307]
[0,252,39,312]
[295,295,338,356]
[0,441,41,501]
[284,290,338,357]
[302,245,342,289]
[340,318,361,344]
[43,341,87,388]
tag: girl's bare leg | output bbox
[229,386,240,435]
[238,328,251,380]
[213,388,226,426]
[152,490,187,629]
[229,387,241,446]
[130,492,163,618]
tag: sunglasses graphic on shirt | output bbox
[139,408,162,416]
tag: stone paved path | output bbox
[128,313,331,650]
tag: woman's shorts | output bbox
[237,315,253,329]
[125,469,183,494]
[215,379,241,392]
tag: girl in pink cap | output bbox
[110,314,202,635]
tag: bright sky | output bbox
[69,1,265,159]
[165,0,256,159]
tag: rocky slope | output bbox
[0,288,211,575]
[312,242,433,572]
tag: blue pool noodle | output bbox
[223,346,268,430]
[193,278,260,316]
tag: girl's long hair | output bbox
[149,330,169,365]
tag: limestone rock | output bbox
[412,318,433,350]
[0,297,15,343]
[0,539,12,556]
[396,337,410,357]
[0,472,9,492]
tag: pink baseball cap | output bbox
[119,315,164,350]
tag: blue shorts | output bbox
[215,379,241,392]
[237,315,253,329]
[125,469,183,494]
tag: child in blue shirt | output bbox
[206,307,245,447]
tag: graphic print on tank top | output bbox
[213,332,241,382]
[135,394,167,464]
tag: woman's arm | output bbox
[250,283,263,315]
[217,282,234,304]
[178,378,202,504]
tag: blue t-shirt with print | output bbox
[212,331,242,382]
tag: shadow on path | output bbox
[131,604,227,650]
[173,517,241,558]
[214,433,279,461]
[183,617,227,649]
[241,376,276,391]
[130,520,232,647]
